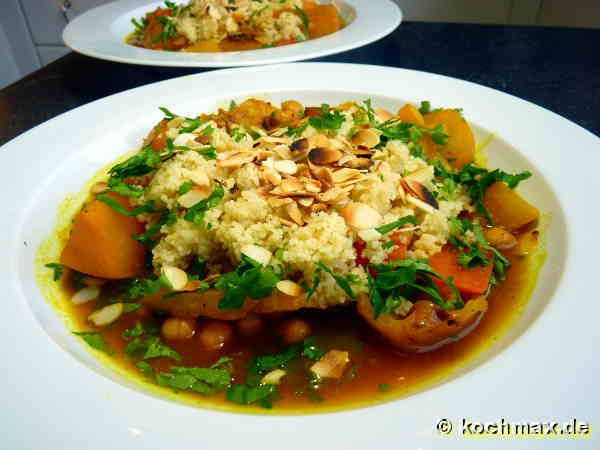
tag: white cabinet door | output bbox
[20,0,115,45]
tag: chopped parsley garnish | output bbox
[122,321,145,339]
[228,100,237,111]
[109,146,161,179]
[125,335,181,361]
[418,101,431,115]
[353,99,377,126]
[436,162,532,222]
[230,127,247,142]
[188,257,208,279]
[294,5,310,36]
[107,177,144,198]
[315,262,358,299]
[377,120,448,146]
[197,145,217,160]
[159,106,176,119]
[178,181,194,195]
[378,383,391,392]
[308,104,345,131]
[45,262,64,281]
[183,184,224,226]
[249,338,325,376]
[125,275,171,299]
[157,364,231,394]
[285,122,308,137]
[226,384,277,409]
[382,240,395,250]
[375,215,417,235]
[98,195,157,217]
[179,117,204,134]
[73,331,114,355]
[136,361,155,377]
[304,267,322,300]
[215,255,281,310]
[131,17,148,34]
[367,258,463,317]
[301,337,326,361]
[152,15,178,48]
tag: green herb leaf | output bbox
[285,122,308,137]
[159,107,176,119]
[73,331,114,355]
[294,5,310,36]
[302,337,325,361]
[226,384,278,408]
[249,344,301,375]
[315,262,357,299]
[308,104,345,131]
[375,215,417,235]
[418,101,431,115]
[196,145,217,160]
[107,177,144,198]
[45,262,64,281]
[123,321,145,339]
[109,146,161,179]
[136,361,155,377]
[133,209,177,247]
[98,195,157,217]
[183,184,225,226]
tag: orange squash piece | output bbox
[483,181,539,231]
[422,109,476,169]
[61,193,146,279]
[429,245,493,297]
[397,104,425,126]
[303,3,342,39]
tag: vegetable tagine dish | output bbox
[41,97,543,411]
[128,0,344,52]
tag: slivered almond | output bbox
[290,138,309,152]
[286,201,304,225]
[161,266,189,290]
[341,157,373,170]
[261,369,287,385]
[396,180,406,203]
[241,244,272,266]
[279,217,297,227]
[255,149,275,161]
[340,202,382,229]
[178,186,211,208]
[308,147,342,165]
[216,151,255,168]
[276,280,304,297]
[310,350,350,379]
[190,171,210,187]
[351,129,380,148]
[297,197,314,207]
[303,178,322,193]
[279,177,305,193]
[88,302,124,327]
[91,182,108,194]
[332,168,362,184]
[401,179,438,209]
[273,160,297,175]
[406,195,435,213]
[262,167,282,186]
[273,145,292,160]
[72,286,100,305]
[350,147,374,156]
[268,196,293,208]
[337,154,356,166]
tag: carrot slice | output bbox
[61,193,146,279]
[429,245,493,297]
[397,104,425,126]
[304,4,342,39]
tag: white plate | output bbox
[63,0,401,67]
[1,63,599,449]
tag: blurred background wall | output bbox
[1,0,599,89]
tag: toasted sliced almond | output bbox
[178,187,211,208]
[406,195,435,213]
[310,350,350,379]
[267,196,293,208]
[279,177,305,193]
[396,181,406,203]
[340,202,382,229]
[217,151,255,168]
[273,144,292,160]
[341,157,373,170]
[307,161,334,188]
[332,168,363,184]
[303,178,322,193]
[72,286,100,305]
[173,133,197,147]
[290,138,309,152]
[310,203,328,213]
[308,147,342,166]
[404,166,434,185]
[308,133,330,148]
[297,197,314,207]
[88,302,124,327]
[401,179,438,209]
[190,171,210,187]
[262,167,282,186]
[351,129,380,148]
[279,217,297,227]
[261,369,287,385]
[273,159,298,175]
[90,182,108,194]
[286,202,304,225]
[276,280,304,297]
[161,266,189,291]
[241,244,272,266]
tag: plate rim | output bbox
[62,0,403,67]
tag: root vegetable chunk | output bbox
[60,193,146,279]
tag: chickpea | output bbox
[161,317,196,341]
[199,321,234,351]
[484,226,518,250]
[280,318,311,344]
[236,314,263,337]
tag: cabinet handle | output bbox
[60,0,73,23]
